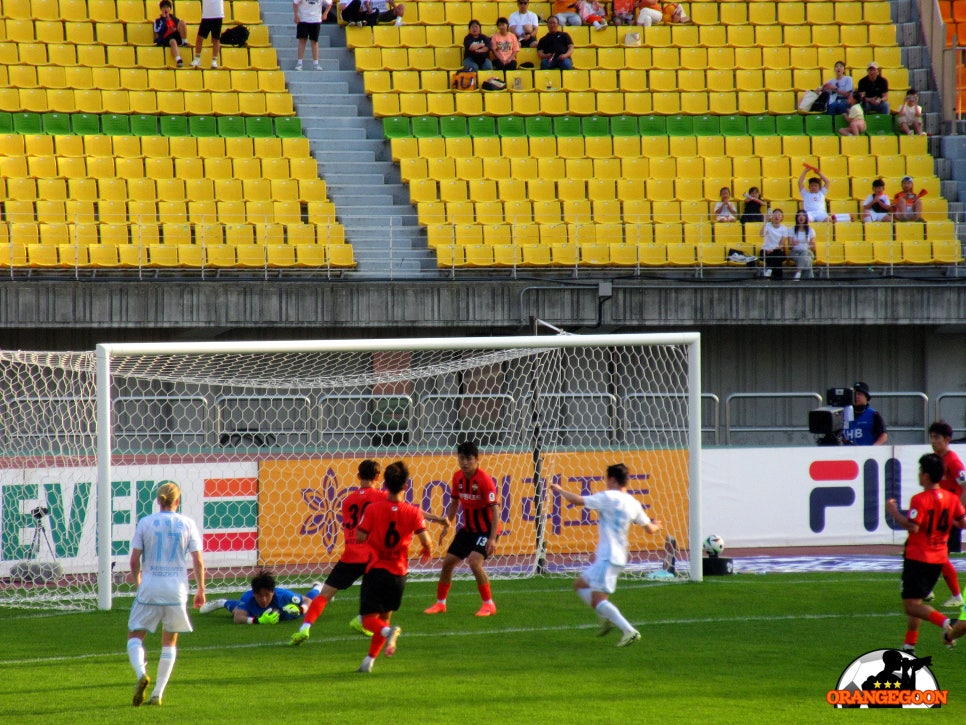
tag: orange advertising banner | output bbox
[258,451,689,566]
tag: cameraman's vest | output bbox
[844,406,876,445]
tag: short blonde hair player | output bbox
[126,482,205,707]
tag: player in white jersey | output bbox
[551,464,662,648]
[126,482,206,707]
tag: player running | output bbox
[885,454,966,654]
[424,441,500,616]
[355,460,432,673]
[552,463,662,647]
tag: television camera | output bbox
[809,387,855,446]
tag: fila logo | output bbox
[808,459,904,533]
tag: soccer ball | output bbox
[702,534,725,557]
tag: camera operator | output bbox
[842,381,888,446]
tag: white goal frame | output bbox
[93,332,702,609]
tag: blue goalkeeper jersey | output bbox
[231,587,304,620]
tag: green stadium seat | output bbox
[71,113,100,136]
[691,115,720,135]
[160,115,189,137]
[666,115,693,136]
[525,115,554,137]
[130,114,159,136]
[100,113,130,135]
[189,116,218,137]
[274,116,303,138]
[439,116,468,138]
[804,114,833,135]
[638,115,667,135]
[411,116,440,138]
[719,115,746,136]
[497,116,526,137]
[746,115,776,136]
[382,116,410,139]
[582,115,610,137]
[13,112,43,135]
[42,113,71,136]
[467,116,497,137]
[775,114,804,135]
[865,113,893,136]
[553,116,581,137]
[609,115,638,136]
[246,116,274,138]
[0,112,13,134]
[218,116,247,138]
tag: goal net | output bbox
[0,333,702,611]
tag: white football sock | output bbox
[595,600,634,634]
[127,638,146,678]
[153,646,177,699]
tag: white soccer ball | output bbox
[702,534,725,557]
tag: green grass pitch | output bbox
[3,572,966,722]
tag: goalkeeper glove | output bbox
[282,603,302,618]
[256,609,280,625]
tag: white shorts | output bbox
[805,209,829,223]
[582,558,624,595]
[865,210,890,222]
[128,600,194,634]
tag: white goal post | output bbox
[0,332,702,611]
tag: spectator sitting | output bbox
[713,188,738,223]
[862,179,893,223]
[897,89,925,135]
[637,0,690,26]
[537,16,575,70]
[368,0,403,25]
[553,0,582,26]
[821,60,853,117]
[490,17,521,70]
[857,62,889,114]
[798,164,832,223]
[838,92,867,136]
[739,186,767,226]
[508,0,539,48]
[462,19,492,71]
[759,208,789,280]
[153,0,187,67]
[577,0,608,30]
[788,210,816,281]
[611,0,636,25]
[893,176,924,222]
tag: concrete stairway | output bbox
[257,7,437,277]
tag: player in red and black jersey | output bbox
[926,421,966,608]
[290,460,388,645]
[424,441,500,617]
[355,460,431,673]
[886,453,966,653]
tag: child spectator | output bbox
[577,0,608,30]
[798,164,832,223]
[894,176,924,222]
[838,92,866,136]
[739,187,767,226]
[897,90,925,135]
[153,0,187,67]
[294,0,332,70]
[611,0,636,25]
[490,18,521,70]
[637,0,689,26]
[713,188,738,223]
[862,179,893,223]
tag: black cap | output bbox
[853,381,871,399]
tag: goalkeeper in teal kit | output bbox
[200,570,322,625]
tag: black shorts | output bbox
[198,17,224,39]
[324,560,367,590]
[296,21,321,41]
[447,527,490,561]
[156,32,183,46]
[901,558,944,600]
[359,568,406,615]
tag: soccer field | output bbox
[3,572,964,723]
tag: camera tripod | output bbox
[28,509,59,563]
[11,508,64,582]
